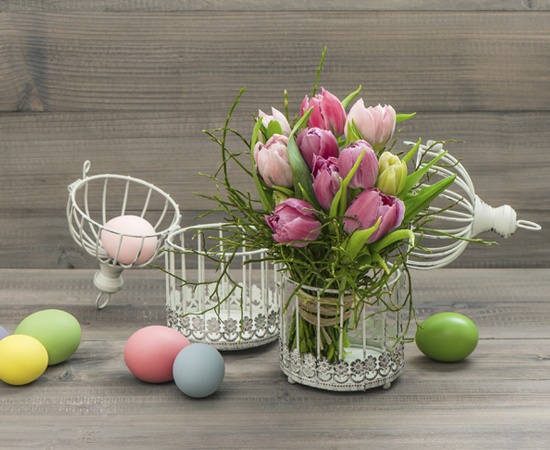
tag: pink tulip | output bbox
[343,189,405,243]
[296,127,340,170]
[258,107,292,137]
[301,88,347,137]
[338,140,378,190]
[312,156,341,211]
[265,198,322,247]
[254,134,293,188]
[345,100,396,151]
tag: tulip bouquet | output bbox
[199,51,459,362]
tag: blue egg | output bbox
[172,343,225,398]
[0,325,9,341]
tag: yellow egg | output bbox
[0,335,49,385]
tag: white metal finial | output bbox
[405,141,541,270]
[472,197,541,238]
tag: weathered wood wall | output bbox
[0,1,548,269]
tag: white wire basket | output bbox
[406,141,541,269]
[67,161,181,308]
[279,270,407,392]
[165,223,280,350]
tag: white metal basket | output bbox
[67,161,181,308]
[165,223,280,350]
[279,270,407,392]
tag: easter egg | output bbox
[172,343,225,398]
[0,325,9,340]
[0,335,49,385]
[416,312,478,362]
[100,215,158,265]
[124,325,190,383]
[14,309,81,365]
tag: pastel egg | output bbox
[100,215,158,265]
[124,325,190,383]
[0,335,49,385]
[416,312,479,363]
[172,343,225,398]
[0,325,9,341]
[15,309,81,365]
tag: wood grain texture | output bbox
[0,268,549,449]
[1,0,549,12]
[0,111,547,268]
[0,11,548,112]
[0,5,547,269]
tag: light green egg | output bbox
[415,312,478,363]
[15,309,81,365]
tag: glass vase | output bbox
[279,270,407,391]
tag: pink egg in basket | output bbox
[100,215,158,265]
[124,325,190,383]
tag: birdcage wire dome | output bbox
[406,141,541,270]
[67,160,181,308]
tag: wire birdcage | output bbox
[165,223,280,350]
[67,161,181,308]
[406,141,541,270]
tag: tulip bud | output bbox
[345,100,396,151]
[343,189,405,243]
[376,152,408,196]
[338,140,378,190]
[254,134,293,188]
[265,198,322,247]
[312,156,341,211]
[301,88,347,137]
[258,107,292,140]
[296,127,339,170]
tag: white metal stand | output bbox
[67,161,181,308]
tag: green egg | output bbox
[14,309,81,365]
[415,312,478,363]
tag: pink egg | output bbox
[124,325,190,383]
[100,215,158,265]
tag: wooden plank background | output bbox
[0,1,548,269]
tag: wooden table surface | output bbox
[0,267,548,449]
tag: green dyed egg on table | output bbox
[14,309,81,365]
[415,312,478,362]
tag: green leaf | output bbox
[344,120,363,146]
[288,107,312,141]
[312,46,327,97]
[296,182,317,207]
[343,217,381,260]
[285,106,319,206]
[402,175,456,224]
[266,120,283,139]
[272,185,294,197]
[396,112,416,123]
[370,229,415,254]
[371,252,390,273]
[328,148,365,218]
[401,137,422,164]
[341,85,362,110]
[287,135,317,206]
[399,150,449,198]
